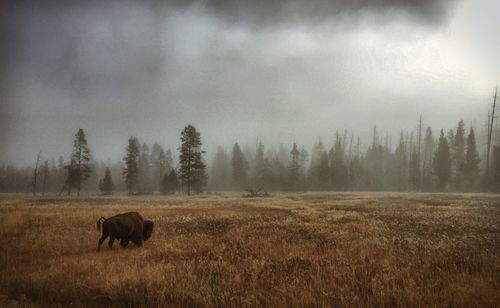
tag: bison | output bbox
[96,212,154,251]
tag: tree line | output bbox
[2,119,500,194]
[208,120,486,193]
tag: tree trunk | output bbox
[187,147,191,195]
[77,145,82,196]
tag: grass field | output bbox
[0,192,499,307]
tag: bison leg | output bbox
[131,236,143,247]
[120,238,130,248]
[108,236,115,249]
[97,233,109,252]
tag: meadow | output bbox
[0,192,499,307]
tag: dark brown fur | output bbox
[96,212,154,251]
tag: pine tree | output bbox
[162,169,179,194]
[64,160,76,195]
[57,156,65,192]
[123,137,140,195]
[422,127,435,191]
[178,125,207,195]
[299,147,308,190]
[270,145,289,191]
[365,143,391,191]
[462,128,480,191]
[308,139,327,190]
[288,143,301,191]
[165,149,174,172]
[151,143,167,191]
[67,128,92,196]
[231,143,248,190]
[317,151,330,190]
[452,120,466,190]
[492,146,500,192]
[138,143,152,194]
[99,168,115,195]
[210,146,230,190]
[447,129,456,184]
[330,134,348,191]
[409,145,419,191]
[348,154,363,190]
[433,129,451,191]
[394,130,408,191]
[254,141,271,189]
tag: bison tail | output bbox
[96,217,107,231]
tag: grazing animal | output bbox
[96,212,154,251]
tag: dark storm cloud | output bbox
[170,0,456,27]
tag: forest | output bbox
[2,117,500,195]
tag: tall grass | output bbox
[0,193,499,307]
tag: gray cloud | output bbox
[0,0,491,166]
[171,0,457,27]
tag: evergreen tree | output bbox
[330,134,348,191]
[433,129,451,191]
[210,146,230,190]
[492,146,500,192]
[348,154,363,190]
[299,147,309,190]
[254,141,272,189]
[317,151,330,190]
[162,169,179,194]
[366,144,391,191]
[270,144,289,191]
[178,125,207,195]
[289,143,301,191]
[394,130,408,191]
[99,168,115,195]
[446,129,456,184]
[409,145,419,191]
[57,156,65,192]
[123,137,140,195]
[231,143,248,190]
[67,128,92,196]
[165,149,174,171]
[422,127,435,191]
[308,139,327,190]
[452,120,466,190]
[64,159,77,195]
[462,128,480,191]
[138,143,152,194]
[151,143,167,191]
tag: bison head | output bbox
[143,220,154,240]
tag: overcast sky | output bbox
[1,0,499,166]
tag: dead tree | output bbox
[244,187,270,198]
[486,86,498,182]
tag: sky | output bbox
[1,0,500,166]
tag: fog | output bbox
[1,0,499,167]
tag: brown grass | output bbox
[0,192,499,307]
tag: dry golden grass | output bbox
[0,192,499,307]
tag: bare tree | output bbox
[485,86,498,184]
